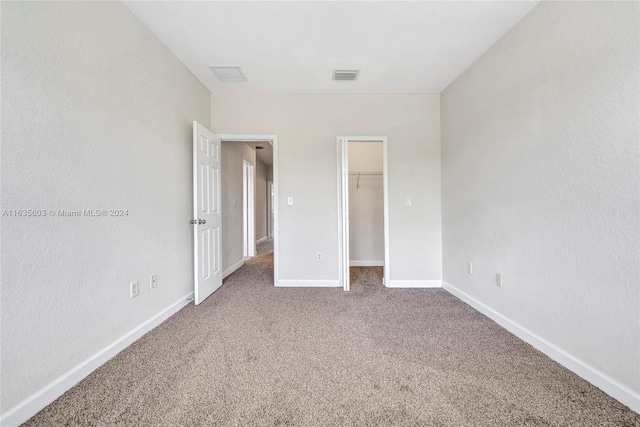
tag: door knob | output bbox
[189,219,196,224]
[198,219,206,225]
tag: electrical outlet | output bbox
[317,252,323,262]
[150,274,157,289]
[130,281,139,298]
[466,262,473,274]
[496,274,503,288]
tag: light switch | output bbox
[287,196,294,206]
[405,198,412,207]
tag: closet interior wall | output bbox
[348,142,384,266]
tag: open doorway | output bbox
[348,142,384,290]
[218,134,278,285]
[337,137,390,292]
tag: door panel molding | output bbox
[193,121,222,305]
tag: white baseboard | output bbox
[350,260,384,267]
[442,281,640,414]
[256,236,268,244]
[276,279,340,287]
[385,279,442,288]
[223,259,244,279]
[0,292,194,427]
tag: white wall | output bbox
[348,142,384,264]
[221,142,256,275]
[211,94,441,285]
[1,1,210,417]
[255,159,268,242]
[441,1,639,408]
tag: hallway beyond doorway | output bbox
[257,238,274,255]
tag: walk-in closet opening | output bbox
[348,142,385,289]
[337,137,389,292]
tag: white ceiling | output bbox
[249,142,273,166]
[123,1,538,94]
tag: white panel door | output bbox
[193,121,222,305]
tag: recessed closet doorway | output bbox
[337,137,390,292]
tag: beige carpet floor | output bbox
[350,266,384,289]
[256,238,273,255]
[24,251,639,426]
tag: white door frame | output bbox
[337,136,390,291]
[243,160,256,257]
[217,134,279,286]
[267,180,274,239]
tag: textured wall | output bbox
[255,159,268,242]
[221,142,256,273]
[442,1,639,397]
[211,94,441,283]
[1,2,210,413]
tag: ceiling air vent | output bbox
[209,66,247,82]
[332,69,359,81]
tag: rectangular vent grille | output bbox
[209,66,247,82]
[332,69,359,81]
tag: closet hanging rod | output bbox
[348,172,382,189]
